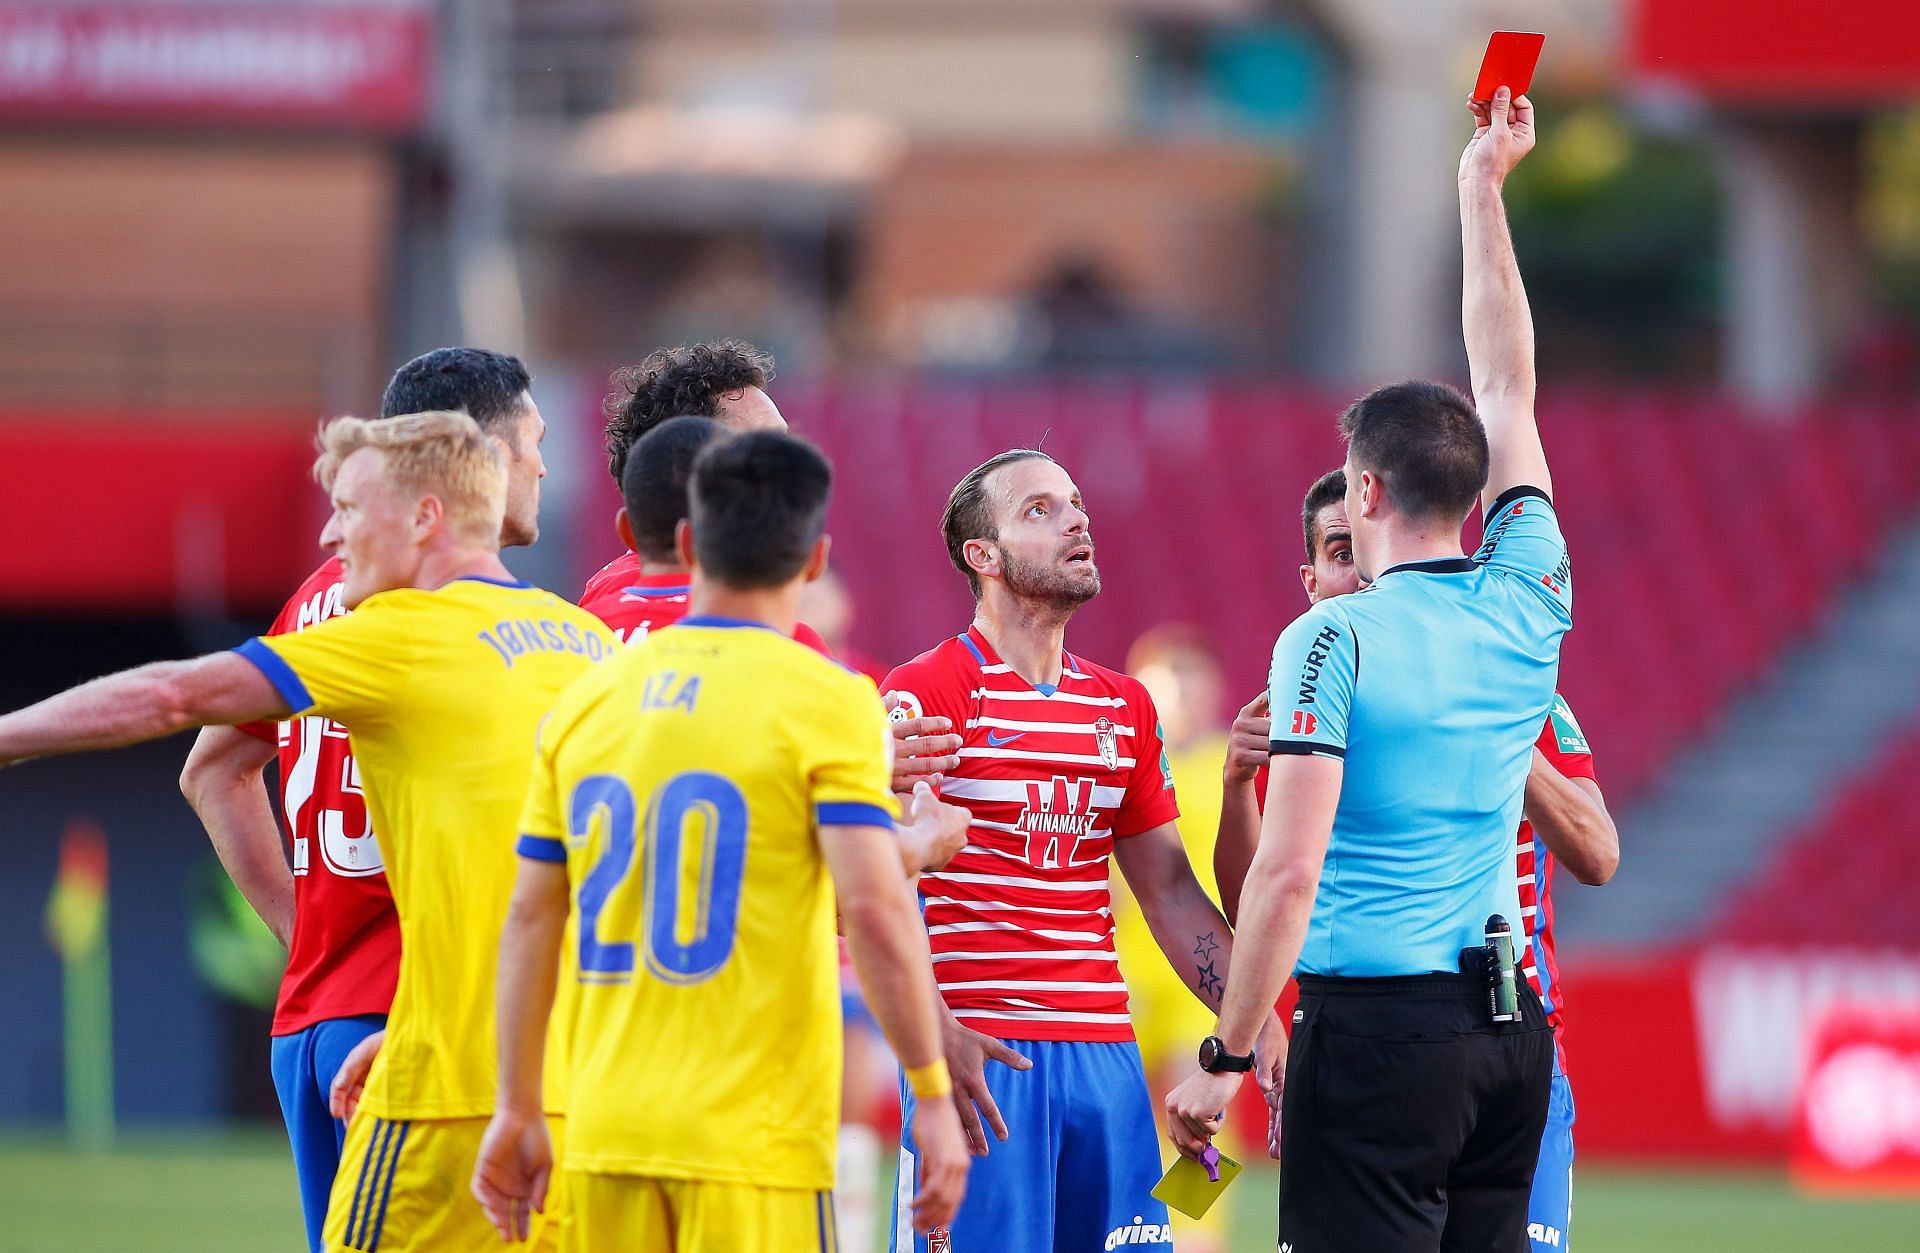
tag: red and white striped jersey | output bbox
[883,626,1179,1043]
[579,559,833,653]
[236,557,400,1036]
[1518,692,1596,1067]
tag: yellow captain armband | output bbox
[905,1060,953,1100]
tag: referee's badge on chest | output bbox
[1094,716,1120,770]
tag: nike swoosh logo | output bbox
[986,731,1026,747]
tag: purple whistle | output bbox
[1200,1145,1221,1183]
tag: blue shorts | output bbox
[269,1014,386,1253]
[890,1038,1170,1253]
[1527,1069,1576,1251]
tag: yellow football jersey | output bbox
[1112,734,1230,1074]
[242,575,617,1120]
[517,617,897,1192]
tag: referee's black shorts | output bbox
[1276,972,1554,1253]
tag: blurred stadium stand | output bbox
[1716,714,1920,948]
[1559,517,1920,950]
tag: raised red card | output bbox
[1474,31,1545,101]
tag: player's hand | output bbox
[1460,87,1535,186]
[940,1004,1031,1155]
[1224,693,1271,784]
[907,1089,971,1232]
[328,1029,385,1122]
[899,780,970,873]
[1165,1067,1240,1161]
[1255,1012,1288,1161]
[471,1107,552,1244]
[885,691,962,791]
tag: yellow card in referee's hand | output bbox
[1152,1149,1242,1219]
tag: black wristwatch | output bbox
[1198,1035,1254,1074]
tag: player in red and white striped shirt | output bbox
[885,449,1276,1253]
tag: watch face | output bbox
[1199,1036,1220,1069]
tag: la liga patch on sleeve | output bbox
[1548,694,1590,755]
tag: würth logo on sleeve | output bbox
[1019,776,1097,868]
[1093,716,1120,770]
[1290,710,1318,736]
[1295,625,1342,705]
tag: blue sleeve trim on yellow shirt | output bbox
[234,638,313,714]
[816,802,895,829]
[516,834,568,863]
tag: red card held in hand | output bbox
[1473,31,1544,102]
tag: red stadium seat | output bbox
[727,385,1920,816]
[1713,721,1920,946]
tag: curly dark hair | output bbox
[602,340,776,481]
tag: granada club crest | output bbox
[928,1230,952,1253]
[1094,716,1120,770]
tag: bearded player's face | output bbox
[495,396,547,549]
[320,449,423,609]
[990,458,1099,606]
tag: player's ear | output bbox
[414,493,444,540]
[1300,562,1318,602]
[964,536,999,583]
[674,518,695,570]
[802,534,831,583]
[1359,471,1383,519]
[615,507,638,555]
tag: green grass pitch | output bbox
[3,1128,1919,1252]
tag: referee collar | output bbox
[1377,556,1477,578]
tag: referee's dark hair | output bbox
[942,448,1057,600]
[605,340,776,482]
[1339,381,1488,523]
[689,431,831,589]
[380,348,532,432]
[622,416,727,563]
[1302,468,1347,561]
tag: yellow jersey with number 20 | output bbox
[517,616,897,1192]
[239,575,617,1120]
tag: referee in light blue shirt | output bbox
[1165,88,1563,1252]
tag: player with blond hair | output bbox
[178,349,552,1253]
[0,410,616,1252]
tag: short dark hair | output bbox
[1337,381,1488,524]
[1302,468,1347,561]
[380,348,532,432]
[622,416,728,563]
[688,431,831,589]
[941,449,1055,599]
[604,340,775,481]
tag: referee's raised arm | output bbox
[1460,87,1547,511]
[1173,93,1566,1253]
